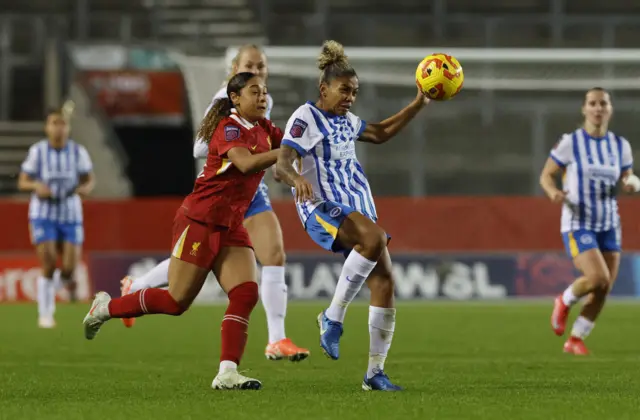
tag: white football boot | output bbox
[38,316,56,329]
[83,292,111,340]
[211,369,262,390]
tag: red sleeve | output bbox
[215,122,251,156]
[262,119,283,149]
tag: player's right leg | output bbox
[553,230,610,340]
[210,238,262,390]
[83,217,212,340]
[31,220,58,328]
[565,243,620,355]
[306,202,387,360]
[244,208,309,362]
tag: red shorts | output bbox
[171,213,252,270]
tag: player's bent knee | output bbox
[228,281,259,309]
[360,227,387,260]
[168,299,190,316]
[587,272,610,293]
[165,292,193,315]
[42,265,56,279]
[262,248,286,267]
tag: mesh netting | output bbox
[225,47,640,91]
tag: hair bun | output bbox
[317,40,349,71]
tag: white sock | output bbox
[260,266,287,343]
[325,251,377,323]
[562,285,579,306]
[52,269,63,291]
[37,276,54,318]
[47,278,57,316]
[219,360,237,372]
[571,316,595,339]
[367,306,396,379]
[129,258,170,293]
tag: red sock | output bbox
[220,282,259,365]
[108,289,184,318]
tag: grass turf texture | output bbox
[1,301,639,419]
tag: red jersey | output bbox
[181,110,283,229]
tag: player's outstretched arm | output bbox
[227,147,280,174]
[358,86,430,145]
[276,145,314,202]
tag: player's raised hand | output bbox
[415,83,431,107]
[293,177,314,203]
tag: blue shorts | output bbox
[305,201,356,253]
[244,181,272,219]
[304,200,390,257]
[562,228,621,259]
[29,220,84,245]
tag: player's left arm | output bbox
[227,147,280,174]
[214,121,279,174]
[619,138,639,193]
[75,145,95,197]
[358,86,430,144]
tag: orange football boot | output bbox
[265,338,310,362]
[120,276,135,328]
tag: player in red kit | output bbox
[82,72,297,390]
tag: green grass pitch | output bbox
[1,301,640,419]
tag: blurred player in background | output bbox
[83,72,283,390]
[276,40,429,390]
[122,45,308,361]
[540,87,639,355]
[18,105,95,328]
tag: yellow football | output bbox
[415,53,464,101]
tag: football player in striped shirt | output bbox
[276,40,430,390]
[18,108,95,328]
[540,87,640,355]
[122,45,308,361]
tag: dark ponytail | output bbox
[196,72,258,143]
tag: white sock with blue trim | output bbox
[325,250,377,323]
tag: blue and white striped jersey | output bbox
[21,140,93,223]
[281,101,376,225]
[550,128,633,232]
